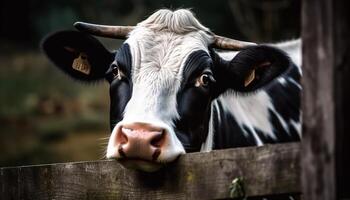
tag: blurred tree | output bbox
[228,0,300,42]
[0,0,300,47]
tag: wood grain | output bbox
[1,143,300,200]
[302,0,350,199]
[301,1,336,200]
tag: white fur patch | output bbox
[287,77,302,89]
[278,77,287,86]
[270,106,289,135]
[290,119,302,138]
[273,39,302,74]
[219,91,276,144]
[216,50,239,61]
[200,100,220,152]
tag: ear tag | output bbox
[72,53,91,75]
[244,70,255,87]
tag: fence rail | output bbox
[1,142,299,200]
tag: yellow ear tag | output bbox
[244,70,255,87]
[72,53,91,75]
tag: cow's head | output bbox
[42,9,291,171]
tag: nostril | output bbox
[150,131,166,148]
[118,145,126,158]
[117,127,130,144]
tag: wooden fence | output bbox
[1,0,350,199]
[1,143,299,199]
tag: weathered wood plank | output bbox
[1,143,300,200]
[302,0,350,199]
[301,1,336,199]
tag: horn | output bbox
[213,35,256,50]
[74,22,134,39]
[74,22,255,49]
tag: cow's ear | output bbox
[214,45,291,93]
[42,30,114,82]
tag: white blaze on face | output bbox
[106,9,214,162]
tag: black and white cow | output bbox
[42,9,301,172]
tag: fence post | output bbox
[302,0,350,199]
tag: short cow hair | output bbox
[138,9,212,35]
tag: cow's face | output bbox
[42,9,291,172]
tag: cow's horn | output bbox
[74,22,134,39]
[74,22,255,49]
[213,35,256,50]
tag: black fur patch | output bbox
[212,45,292,94]
[175,50,214,152]
[42,30,113,82]
[108,44,133,130]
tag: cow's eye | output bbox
[200,74,210,86]
[196,73,215,87]
[111,64,121,80]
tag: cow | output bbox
[42,9,301,172]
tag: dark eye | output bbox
[111,64,120,79]
[200,74,210,86]
[196,73,215,87]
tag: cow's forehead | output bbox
[125,28,213,81]
[121,9,214,82]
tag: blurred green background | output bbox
[0,0,300,167]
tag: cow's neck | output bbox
[200,46,302,151]
[201,87,301,151]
